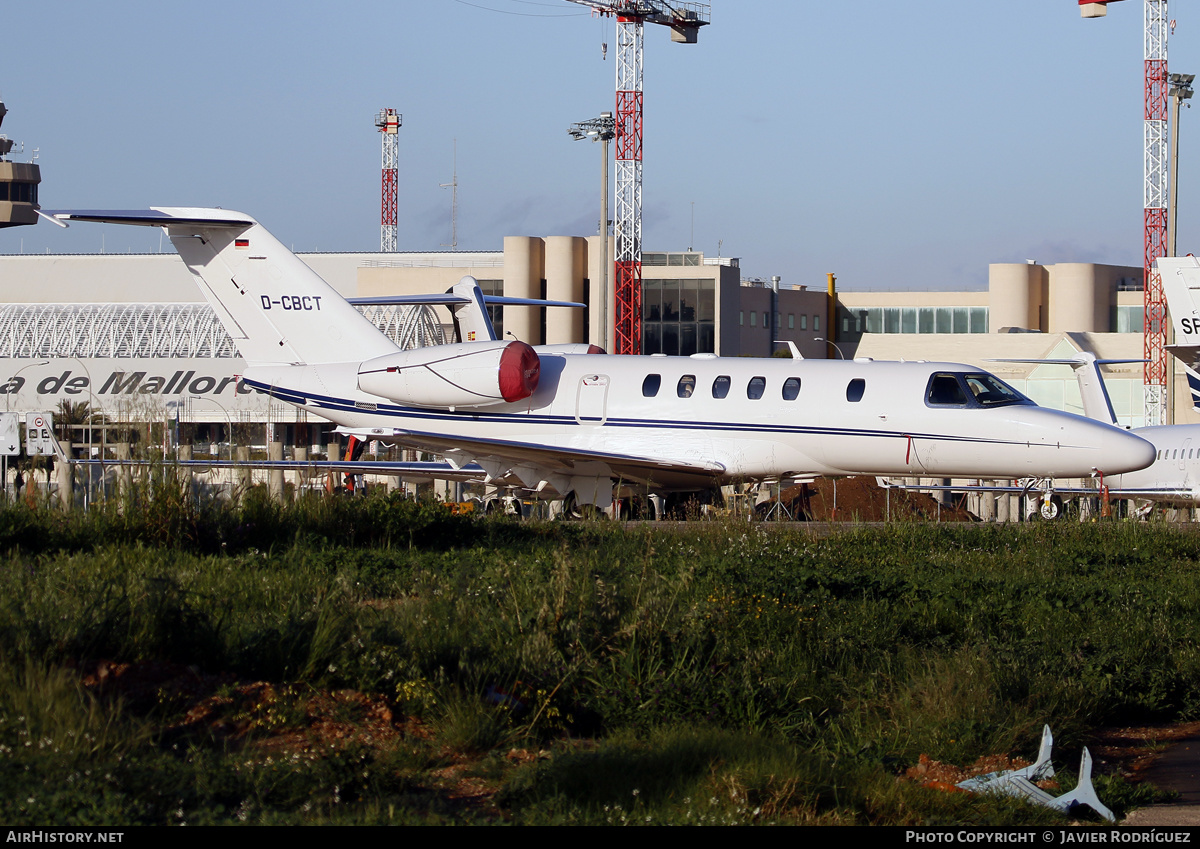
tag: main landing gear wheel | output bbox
[560,491,607,521]
[1038,494,1063,521]
[614,496,655,521]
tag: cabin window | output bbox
[712,375,731,399]
[677,375,696,398]
[846,378,866,402]
[782,377,801,401]
[642,374,661,397]
[926,373,969,406]
[747,376,766,400]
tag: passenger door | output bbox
[575,374,610,426]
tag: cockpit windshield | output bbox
[926,372,1032,408]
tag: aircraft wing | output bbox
[877,480,1099,496]
[75,458,488,482]
[875,477,1193,500]
[79,437,728,493]
[338,426,727,491]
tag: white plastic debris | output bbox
[956,725,1115,822]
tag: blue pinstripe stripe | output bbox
[244,378,1055,449]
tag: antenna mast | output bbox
[441,139,458,249]
[375,108,401,252]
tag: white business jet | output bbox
[990,352,1200,516]
[1070,254,1200,508]
[49,208,1155,513]
[1057,351,1200,508]
[881,348,1200,518]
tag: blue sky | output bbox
[2,0,1199,292]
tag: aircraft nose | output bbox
[1095,424,1156,475]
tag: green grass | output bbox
[0,489,1196,824]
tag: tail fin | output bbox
[1186,363,1200,412]
[447,277,498,342]
[987,353,1144,425]
[51,208,400,367]
[1161,256,1200,377]
[1161,255,1200,349]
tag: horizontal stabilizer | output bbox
[348,295,584,309]
[986,353,1135,424]
[49,208,255,228]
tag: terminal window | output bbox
[643,279,715,356]
[846,306,989,338]
[1112,305,1144,333]
[0,182,37,203]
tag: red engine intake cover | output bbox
[498,341,541,402]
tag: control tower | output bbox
[0,99,40,228]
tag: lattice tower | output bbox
[564,1,709,353]
[376,109,402,253]
[1144,0,1169,425]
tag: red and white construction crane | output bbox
[564,1,710,354]
[1081,0,1170,425]
[375,108,402,253]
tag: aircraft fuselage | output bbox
[245,354,1155,487]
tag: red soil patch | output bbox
[769,476,977,522]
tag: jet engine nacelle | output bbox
[357,340,540,409]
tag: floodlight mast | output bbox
[1168,73,1193,258]
[564,1,710,354]
[1166,72,1192,423]
[569,113,616,352]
